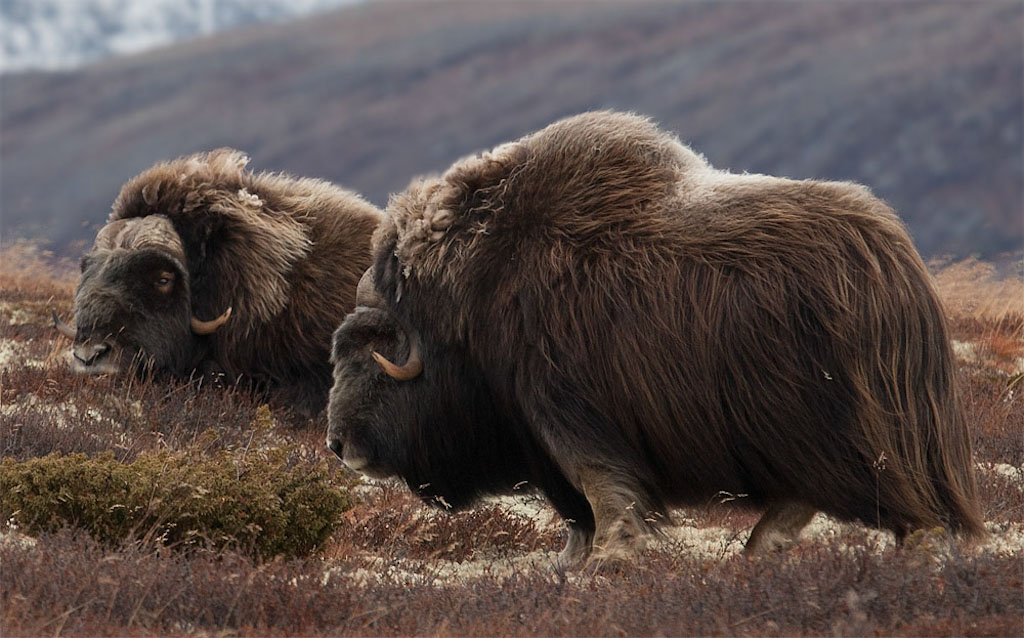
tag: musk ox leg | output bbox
[577,468,659,562]
[542,476,596,569]
[744,501,818,555]
[557,523,595,569]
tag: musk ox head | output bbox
[56,214,231,376]
[326,269,425,477]
[327,268,540,509]
[327,308,416,478]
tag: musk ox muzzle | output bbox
[53,311,117,374]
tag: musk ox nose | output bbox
[327,438,344,460]
[73,342,111,367]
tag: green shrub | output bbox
[0,446,355,560]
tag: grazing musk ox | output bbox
[56,149,382,415]
[327,111,985,565]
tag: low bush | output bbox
[0,443,355,560]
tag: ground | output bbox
[1,242,1021,636]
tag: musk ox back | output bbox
[327,111,984,565]
[59,149,382,415]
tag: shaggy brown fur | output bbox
[67,149,382,415]
[328,111,984,565]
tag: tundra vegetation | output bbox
[1,242,1021,636]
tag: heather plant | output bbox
[0,441,355,560]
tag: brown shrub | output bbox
[1,443,355,560]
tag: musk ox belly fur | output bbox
[327,110,985,564]
[63,148,382,415]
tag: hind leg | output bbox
[744,501,817,555]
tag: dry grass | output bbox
[932,257,1024,377]
[932,257,1023,324]
[0,241,77,303]
[1,253,1022,636]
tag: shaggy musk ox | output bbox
[56,149,382,415]
[327,111,985,565]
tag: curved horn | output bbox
[356,268,382,308]
[372,337,422,381]
[52,310,77,339]
[191,307,232,335]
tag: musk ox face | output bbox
[327,266,427,477]
[56,215,230,377]
[326,307,420,478]
[70,248,191,374]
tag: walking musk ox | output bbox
[326,111,985,565]
[56,149,382,415]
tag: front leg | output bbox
[557,521,595,569]
[541,475,597,569]
[577,466,662,562]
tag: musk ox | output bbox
[326,111,985,565]
[56,148,382,415]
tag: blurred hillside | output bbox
[0,0,360,72]
[1,1,1021,259]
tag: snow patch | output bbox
[1,0,365,73]
[981,522,1024,556]
[0,529,38,551]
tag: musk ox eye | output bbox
[155,271,175,293]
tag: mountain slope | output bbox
[0,0,360,72]
[2,1,1020,258]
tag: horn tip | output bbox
[52,309,77,339]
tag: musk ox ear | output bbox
[141,181,160,206]
[332,307,395,362]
